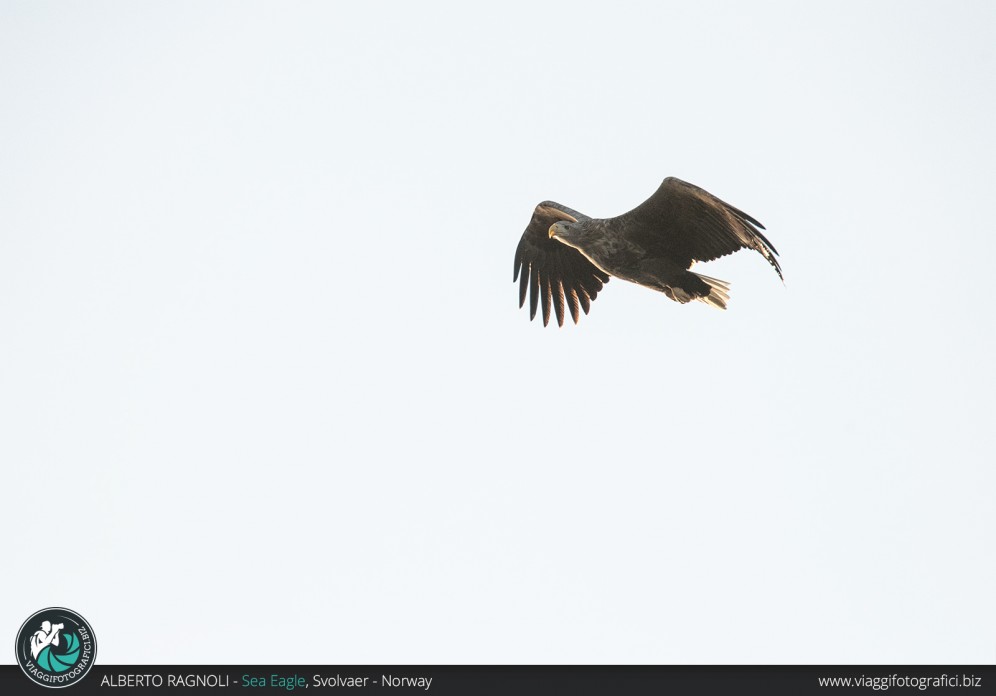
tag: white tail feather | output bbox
[695,273,730,310]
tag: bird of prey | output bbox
[512,177,782,326]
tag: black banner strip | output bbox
[1,665,994,695]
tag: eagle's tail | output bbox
[694,273,730,310]
[662,271,730,309]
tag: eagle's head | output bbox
[549,220,582,245]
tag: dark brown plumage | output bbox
[513,177,782,326]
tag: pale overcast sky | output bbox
[2,1,994,664]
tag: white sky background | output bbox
[1,1,994,664]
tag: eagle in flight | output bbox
[513,177,782,326]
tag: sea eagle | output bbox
[512,177,782,326]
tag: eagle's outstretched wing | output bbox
[616,177,783,280]
[513,202,610,326]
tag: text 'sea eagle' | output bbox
[512,177,782,326]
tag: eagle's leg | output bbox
[635,259,730,309]
[660,271,729,309]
